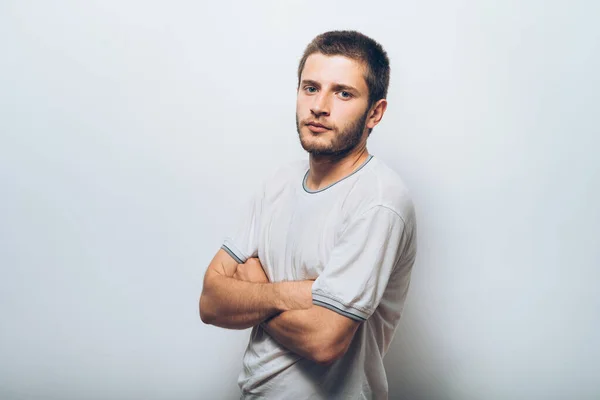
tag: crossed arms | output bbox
[199,249,361,365]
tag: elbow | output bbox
[199,294,215,325]
[199,275,219,325]
[312,353,337,367]
[310,339,349,366]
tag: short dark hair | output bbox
[297,30,390,108]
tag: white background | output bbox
[1,1,599,399]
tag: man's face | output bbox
[296,53,371,157]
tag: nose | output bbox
[310,93,330,117]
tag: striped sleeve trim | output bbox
[312,293,368,321]
[221,238,247,264]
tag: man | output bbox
[199,30,417,399]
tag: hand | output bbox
[262,280,315,329]
[283,280,314,310]
[233,257,269,283]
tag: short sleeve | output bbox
[311,205,413,321]
[221,186,263,264]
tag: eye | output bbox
[338,91,353,99]
[304,86,317,94]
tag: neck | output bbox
[306,142,370,191]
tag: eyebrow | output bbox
[300,79,361,95]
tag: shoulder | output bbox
[258,158,308,199]
[270,159,308,181]
[349,157,416,226]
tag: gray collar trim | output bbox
[302,155,374,194]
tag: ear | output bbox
[366,99,388,130]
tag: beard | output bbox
[296,108,369,158]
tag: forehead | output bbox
[301,53,368,93]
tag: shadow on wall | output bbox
[384,300,456,400]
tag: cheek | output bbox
[334,107,356,126]
[296,96,309,113]
[340,103,368,122]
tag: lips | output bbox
[305,121,331,133]
[307,122,329,129]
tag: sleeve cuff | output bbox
[312,292,369,321]
[221,238,248,264]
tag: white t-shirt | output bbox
[222,155,417,400]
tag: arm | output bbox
[261,305,361,365]
[262,206,414,365]
[199,249,312,330]
[225,255,361,364]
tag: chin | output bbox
[302,143,337,156]
[300,134,330,153]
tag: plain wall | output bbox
[1,1,599,399]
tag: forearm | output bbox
[262,307,334,364]
[200,272,312,330]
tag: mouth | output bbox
[305,121,331,133]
